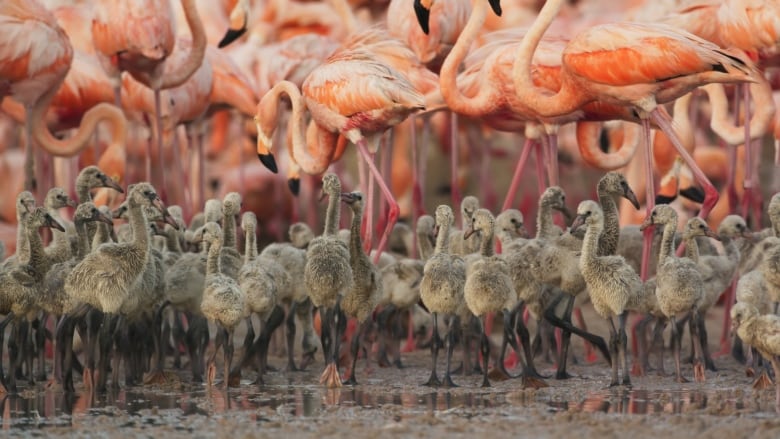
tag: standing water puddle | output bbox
[0,383,774,432]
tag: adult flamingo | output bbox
[255,45,425,263]
[511,0,759,281]
[92,0,206,199]
[0,0,127,200]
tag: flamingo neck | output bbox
[417,230,434,261]
[159,0,206,90]
[206,236,223,276]
[434,219,451,255]
[165,225,182,254]
[128,199,151,254]
[74,219,91,261]
[683,233,700,263]
[479,224,495,258]
[349,204,365,264]
[24,223,46,276]
[222,210,237,250]
[323,190,341,237]
[536,202,556,239]
[596,185,619,256]
[658,218,677,267]
[512,0,584,118]
[580,218,602,268]
[438,0,495,117]
[15,213,29,263]
[244,222,257,263]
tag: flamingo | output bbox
[511,0,759,281]
[92,0,206,200]
[0,0,127,201]
[255,45,424,263]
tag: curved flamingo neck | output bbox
[683,233,700,263]
[512,0,584,118]
[30,81,127,159]
[438,0,495,117]
[576,121,640,171]
[159,0,206,90]
[703,78,774,144]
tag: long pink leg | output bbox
[534,141,546,197]
[740,84,754,224]
[377,131,394,240]
[410,115,420,259]
[650,109,719,219]
[546,132,560,188]
[450,113,461,215]
[357,150,369,239]
[501,138,535,212]
[153,89,167,202]
[640,118,654,282]
[24,107,36,197]
[356,139,399,265]
[365,154,376,253]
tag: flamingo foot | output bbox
[45,379,63,391]
[487,367,512,382]
[676,375,690,383]
[319,363,342,389]
[746,367,756,378]
[206,362,217,387]
[752,371,774,390]
[299,350,316,370]
[522,375,549,389]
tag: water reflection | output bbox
[0,385,507,430]
[546,388,753,415]
[0,384,771,430]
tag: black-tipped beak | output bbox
[96,210,114,225]
[162,209,179,229]
[488,0,502,16]
[258,152,278,174]
[624,188,640,210]
[414,0,430,34]
[679,186,705,204]
[570,215,585,233]
[103,177,124,193]
[556,205,573,222]
[218,27,247,49]
[340,192,361,204]
[704,228,720,241]
[152,196,167,214]
[288,178,300,196]
[517,224,529,239]
[45,213,66,232]
[639,216,654,232]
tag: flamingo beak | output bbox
[162,210,179,229]
[288,178,301,196]
[218,27,247,49]
[413,0,430,34]
[96,210,114,226]
[45,213,66,232]
[639,216,654,232]
[570,215,585,233]
[464,226,475,240]
[488,0,502,16]
[624,188,640,210]
[517,224,529,239]
[340,192,361,204]
[556,205,573,222]
[103,176,124,193]
[741,229,753,240]
[66,197,78,208]
[704,228,720,241]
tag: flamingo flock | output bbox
[1,0,780,412]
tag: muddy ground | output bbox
[2,303,780,438]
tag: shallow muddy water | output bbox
[3,346,780,438]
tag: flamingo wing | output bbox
[563,22,751,87]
